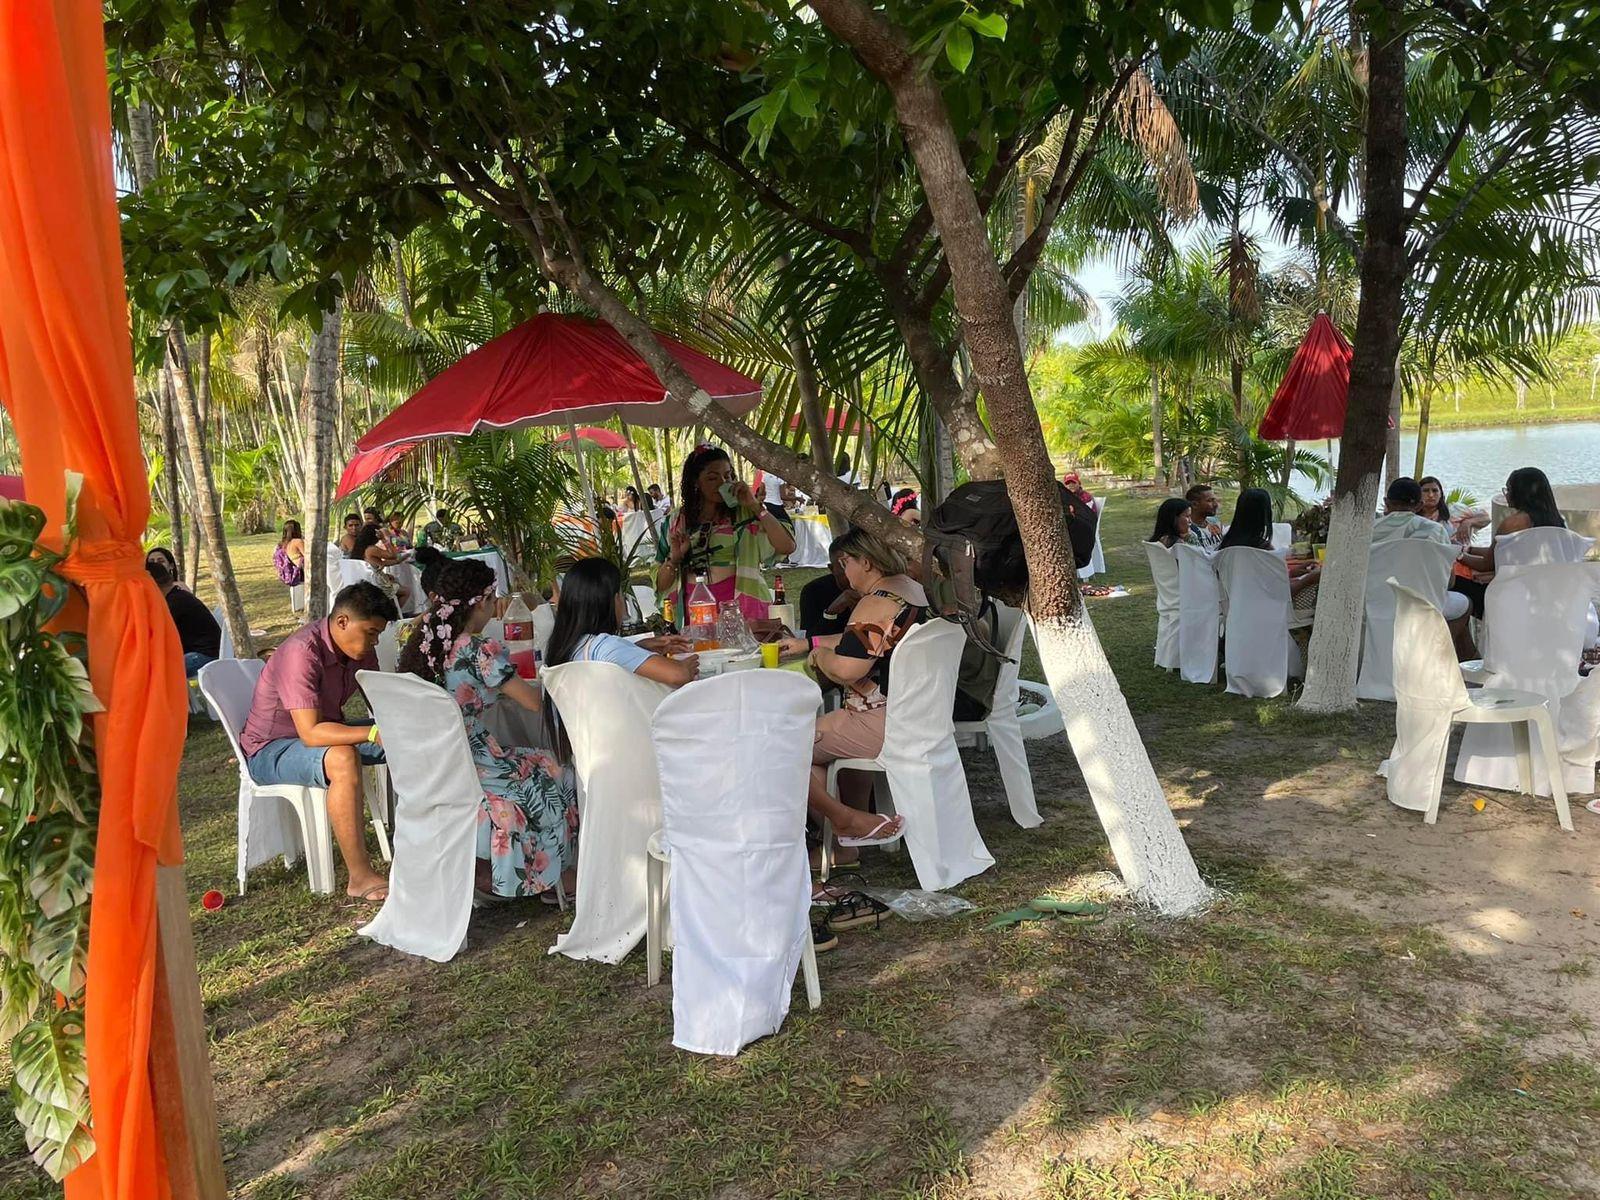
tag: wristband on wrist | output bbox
[367,724,380,744]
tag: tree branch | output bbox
[1409,135,1523,266]
[1405,104,1474,222]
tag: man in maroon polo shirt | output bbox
[241,582,398,902]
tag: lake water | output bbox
[1293,420,1600,505]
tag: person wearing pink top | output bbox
[241,582,397,902]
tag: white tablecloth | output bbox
[387,562,424,614]
[789,513,832,568]
[453,549,512,596]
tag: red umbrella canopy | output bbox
[356,313,762,452]
[551,426,633,452]
[334,440,417,500]
[1258,314,1354,441]
[0,474,23,501]
[787,407,860,435]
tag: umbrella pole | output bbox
[618,417,658,540]
[569,421,601,533]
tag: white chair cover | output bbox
[954,604,1041,828]
[532,603,556,655]
[1173,543,1221,685]
[1077,496,1107,581]
[355,671,482,962]
[1141,542,1181,670]
[325,543,344,608]
[1556,669,1600,796]
[1271,522,1293,551]
[630,584,659,620]
[1494,525,1594,567]
[1216,547,1298,699]
[1455,562,1599,795]
[620,510,656,567]
[1383,580,1479,812]
[209,605,235,662]
[198,658,302,889]
[873,619,994,890]
[652,671,821,1056]
[1355,539,1458,701]
[542,661,674,962]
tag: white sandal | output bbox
[837,815,903,848]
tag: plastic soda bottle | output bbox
[688,574,718,629]
[502,593,537,678]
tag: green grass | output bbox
[3,499,1598,1199]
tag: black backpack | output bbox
[925,480,1096,607]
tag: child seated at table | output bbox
[398,557,576,902]
[543,557,697,685]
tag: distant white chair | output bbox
[325,543,344,609]
[953,603,1042,828]
[819,619,994,891]
[648,671,822,1055]
[1382,580,1571,829]
[532,603,556,655]
[630,584,659,622]
[1455,562,1598,800]
[1271,522,1293,552]
[1216,546,1300,699]
[1141,541,1181,671]
[199,658,393,894]
[1355,539,1459,702]
[1078,497,1107,581]
[620,510,657,568]
[288,581,306,614]
[1173,543,1221,685]
[542,661,674,963]
[211,605,235,662]
[356,670,482,962]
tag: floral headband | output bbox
[418,581,498,660]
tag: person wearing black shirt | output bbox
[147,559,222,675]
[799,542,858,638]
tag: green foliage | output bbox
[0,496,98,1180]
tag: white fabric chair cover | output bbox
[1382,580,1572,828]
[1173,544,1221,685]
[1555,668,1600,796]
[543,661,674,962]
[1271,522,1293,551]
[209,605,235,662]
[1455,562,1599,795]
[953,604,1041,829]
[288,581,306,613]
[531,603,556,655]
[1142,542,1181,670]
[630,584,659,620]
[355,671,482,962]
[1493,525,1594,567]
[325,543,344,608]
[1355,539,1458,701]
[1216,547,1299,699]
[198,658,303,890]
[869,619,994,890]
[1077,496,1107,581]
[620,510,656,566]
[651,671,821,1056]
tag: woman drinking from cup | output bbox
[656,444,796,623]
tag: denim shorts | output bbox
[247,727,385,788]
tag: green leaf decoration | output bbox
[27,907,87,997]
[0,956,44,1045]
[9,1010,94,1180]
[27,814,94,920]
[945,25,974,73]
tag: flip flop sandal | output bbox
[348,883,390,905]
[812,879,858,905]
[837,816,903,848]
[827,891,891,931]
[1586,797,1600,816]
[812,914,839,953]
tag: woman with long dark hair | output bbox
[1147,498,1191,548]
[144,546,187,591]
[654,444,797,621]
[398,557,578,900]
[546,557,697,686]
[1458,467,1570,591]
[274,520,306,606]
[349,522,412,611]
[1219,488,1321,605]
[1419,475,1489,546]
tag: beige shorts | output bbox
[812,705,887,767]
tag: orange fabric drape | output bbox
[0,3,189,1199]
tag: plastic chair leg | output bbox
[800,931,821,1011]
[1511,721,1535,795]
[1528,708,1574,832]
[284,788,335,894]
[364,766,394,864]
[646,851,665,988]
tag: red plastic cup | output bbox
[201,889,225,911]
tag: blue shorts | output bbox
[247,727,386,788]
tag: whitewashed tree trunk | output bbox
[1295,475,1383,711]
[302,305,341,622]
[1031,610,1212,912]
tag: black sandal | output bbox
[827,891,890,931]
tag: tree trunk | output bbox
[1383,356,1403,485]
[1412,382,1433,478]
[810,0,1210,914]
[1279,438,1295,494]
[302,305,342,622]
[391,237,416,329]
[1298,0,1409,715]
[931,416,956,506]
[1149,371,1164,482]
[155,376,186,578]
[167,332,254,657]
[779,264,843,534]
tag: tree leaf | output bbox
[945,25,974,73]
[960,11,1008,39]
[9,1009,93,1180]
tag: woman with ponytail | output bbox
[398,557,577,901]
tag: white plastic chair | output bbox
[542,661,674,963]
[288,581,306,614]
[325,543,343,609]
[1173,543,1221,685]
[1454,562,1598,800]
[953,603,1042,829]
[1141,541,1181,671]
[1216,547,1301,698]
[648,671,822,1055]
[1077,496,1107,581]
[1355,539,1459,702]
[819,619,994,891]
[355,671,482,961]
[199,659,393,894]
[1381,580,1571,829]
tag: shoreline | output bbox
[1406,409,1600,435]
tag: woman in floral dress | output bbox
[397,557,577,899]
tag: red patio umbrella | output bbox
[333,440,417,500]
[787,407,859,436]
[1258,313,1353,441]
[551,425,633,453]
[356,313,762,453]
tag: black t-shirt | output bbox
[165,586,222,659]
[799,573,850,639]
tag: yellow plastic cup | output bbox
[760,642,781,669]
[1314,545,1327,563]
